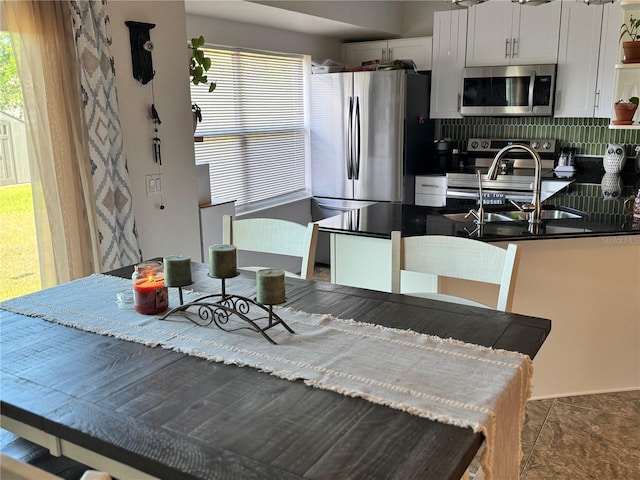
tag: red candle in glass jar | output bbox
[132,261,168,314]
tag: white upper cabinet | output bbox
[596,2,623,118]
[466,0,562,67]
[431,10,468,119]
[389,38,433,70]
[555,2,605,117]
[343,37,433,71]
[555,1,621,118]
[343,40,389,68]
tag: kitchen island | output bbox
[317,201,638,290]
[316,201,640,399]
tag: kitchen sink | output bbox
[539,209,584,220]
[442,212,517,223]
[442,207,587,223]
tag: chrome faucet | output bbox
[465,170,485,224]
[487,144,543,225]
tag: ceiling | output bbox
[183,0,402,40]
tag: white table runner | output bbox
[1,271,532,480]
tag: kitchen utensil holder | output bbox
[160,276,294,345]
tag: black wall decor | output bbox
[125,21,156,84]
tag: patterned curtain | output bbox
[69,0,142,270]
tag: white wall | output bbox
[402,1,461,38]
[186,14,343,62]
[256,1,405,36]
[107,1,201,262]
[186,1,457,62]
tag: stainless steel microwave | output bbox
[460,64,556,117]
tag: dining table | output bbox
[0,262,551,480]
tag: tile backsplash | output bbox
[438,117,639,225]
[438,117,640,157]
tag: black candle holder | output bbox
[160,276,294,345]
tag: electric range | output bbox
[446,138,574,203]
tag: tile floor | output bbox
[517,390,640,480]
[466,390,640,479]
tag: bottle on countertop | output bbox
[451,148,459,171]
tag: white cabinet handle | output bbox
[505,38,510,58]
[512,38,518,58]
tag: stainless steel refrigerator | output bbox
[310,69,434,263]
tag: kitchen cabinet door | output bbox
[343,37,432,71]
[466,2,513,66]
[431,10,467,119]
[466,0,561,67]
[331,233,392,291]
[512,1,562,65]
[555,2,603,117]
[388,37,433,71]
[595,2,622,118]
[343,40,389,68]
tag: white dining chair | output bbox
[390,232,518,312]
[0,454,62,480]
[222,215,319,280]
[0,453,112,480]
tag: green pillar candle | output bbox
[163,255,192,287]
[209,244,237,278]
[256,269,286,305]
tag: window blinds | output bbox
[191,47,306,208]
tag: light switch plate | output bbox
[146,174,162,196]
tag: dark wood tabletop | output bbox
[0,267,551,480]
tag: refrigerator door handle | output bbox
[347,95,354,179]
[354,96,361,180]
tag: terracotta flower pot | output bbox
[613,103,638,125]
[622,41,640,64]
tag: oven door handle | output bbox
[528,70,535,113]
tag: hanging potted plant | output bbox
[189,35,216,132]
[619,15,640,63]
[613,96,639,125]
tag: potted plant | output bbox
[619,15,640,63]
[613,96,639,125]
[189,36,216,132]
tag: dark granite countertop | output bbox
[316,201,640,242]
[317,156,640,242]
